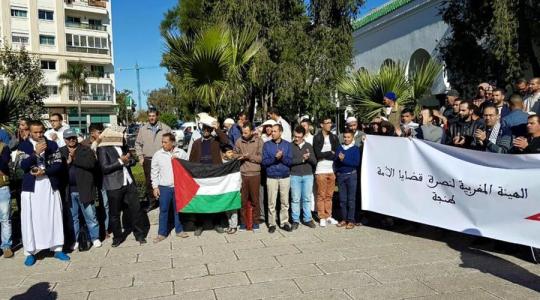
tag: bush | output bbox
[160,112,178,129]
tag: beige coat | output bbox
[135,121,171,160]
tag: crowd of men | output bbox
[0,77,539,266]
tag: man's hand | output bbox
[35,142,47,155]
[275,150,283,160]
[302,152,310,160]
[240,153,250,161]
[50,133,58,141]
[513,137,528,150]
[121,155,130,164]
[153,188,160,199]
[452,134,465,146]
[338,152,345,161]
[31,168,45,177]
[474,129,487,142]
[139,157,144,166]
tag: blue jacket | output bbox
[19,139,62,192]
[262,139,292,178]
[0,143,10,176]
[0,129,10,146]
[503,109,529,137]
[228,125,241,146]
[334,144,361,174]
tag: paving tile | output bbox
[21,267,101,286]
[174,272,250,293]
[276,289,352,300]
[54,275,133,294]
[155,290,216,300]
[276,251,346,266]
[365,261,478,283]
[246,264,323,283]
[99,259,172,277]
[202,240,266,253]
[89,282,173,300]
[409,288,500,300]
[294,272,377,292]
[316,257,385,274]
[345,279,438,299]
[215,279,301,300]
[132,265,209,285]
[481,282,540,300]
[208,256,280,275]
[235,245,300,260]
[172,250,237,268]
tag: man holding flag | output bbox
[188,115,229,236]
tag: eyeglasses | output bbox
[323,121,332,125]
[50,119,60,122]
[66,137,77,140]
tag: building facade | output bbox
[352,0,449,94]
[0,0,116,133]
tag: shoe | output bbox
[226,228,237,234]
[54,252,70,261]
[327,217,338,225]
[194,227,203,237]
[153,235,167,243]
[137,238,147,245]
[215,225,225,234]
[111,237,124,247]
[282,223,292,232]
[3,248,14,258]
[268,226,276,233]
[71,242,79,251]
[291,222,299,231]
[92,240,102,248]
[302,220,317,228]
[336,221,347,228]
[176,232,189,238]
[253,223,260,231]
[24,255,36,266]
[320,219,327,227]
[238,224,247,232]
[346,222,355,229]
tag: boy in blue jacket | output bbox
[262,124,293,233]
[334,129,361,229]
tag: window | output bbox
[90,65,105,77]
[38,10,54,20]
[46,85,59,95]
[41,60,56,70]
[88,19,102,26]
[39,35,55,46]
[12,33,29,45]
[65,34,109,54]
[66,16,81,24]
[11,9,28,18]
[66,34,73,46]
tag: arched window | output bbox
[408,48,431,76]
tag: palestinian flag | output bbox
[172,159,241,213]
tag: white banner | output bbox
[361,135,540,248]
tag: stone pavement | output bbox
[1,210,539,300]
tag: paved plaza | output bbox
[0,211,539,300]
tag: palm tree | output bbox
[338,58,442,122]
[58,62,88,133]
[163,24,262,116]
[0,80,31,131]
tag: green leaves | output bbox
[163,24,262,116]
[0,80,31,132]
[338,59,441,122]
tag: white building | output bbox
[352,0,449,93]
[0,0,116,133]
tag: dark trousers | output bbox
[107,183,150,241]
[337,172,357,223]
[143,158,155,203]
[158,186,183,236]
[241,175,261,230]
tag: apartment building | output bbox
[0,0,116,133]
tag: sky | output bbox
[112,0,388,110]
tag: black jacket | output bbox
[97,145,136,191]
[60,144,96,204]
[313,132,339,161]
[290,142,317,176]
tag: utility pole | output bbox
[118,63,161,111]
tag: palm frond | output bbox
[0,80,31,131]
[409,58,443,100]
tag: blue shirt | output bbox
[229,125,241,146]
[262,139,292,178]
[0,129,10,146]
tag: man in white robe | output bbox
[18,120,69,266]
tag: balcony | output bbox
[70,94,112,102]
[67,46,109,55]
[66,21,107,31]
[64,0,108,14]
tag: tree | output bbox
[439,0,540,97]
[58,62,88,132]
[0,43,47,118]
[159,112,178,128]
[116,89,134,126]
[163,23,263,118]
[0,80,31,131]
[338,59,442,122]
[161,0,364,122]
